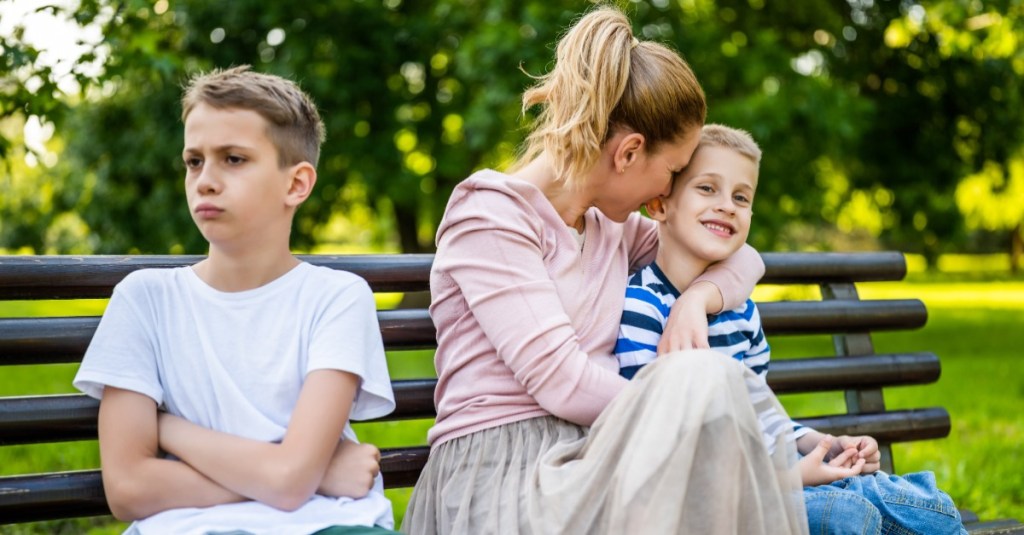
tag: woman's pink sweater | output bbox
[427,170,764,447]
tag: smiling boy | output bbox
[73,66,399,534]
[613,124,966,535]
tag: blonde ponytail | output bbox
[515,6,706,188]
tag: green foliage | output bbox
[955,156,1024,270]
[1,1,1023,257]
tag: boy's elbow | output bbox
[265,491,312,512]
[259,460,320,511]
[104,477,152,521]
[261,484,316,512]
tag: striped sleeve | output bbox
[614,285,669,371]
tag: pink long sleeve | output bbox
[427,172,648,447]
[693,243,765,312]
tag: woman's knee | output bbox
[641,349,741,381]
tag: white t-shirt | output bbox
[74,262,396,534]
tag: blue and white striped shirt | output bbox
[614,262,810,446]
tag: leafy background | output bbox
[2,0,1022,263]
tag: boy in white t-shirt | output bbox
[73,66,399,535]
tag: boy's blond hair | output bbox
[514,6,706,189]
[699,124,762,166]
[181,65,326,168]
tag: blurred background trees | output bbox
[1,0,1022,269]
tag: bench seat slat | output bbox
[0,355,940,446]
[0,300,926,365]
[0,407,950,524]
[797,407,950,442]
[963,520,1024,534]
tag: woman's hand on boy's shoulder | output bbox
[317,439,381,499]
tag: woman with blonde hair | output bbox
[403,6,807,534]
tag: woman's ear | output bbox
[645,196,668,222]
[285,162,317,207]
[613,132,646,173]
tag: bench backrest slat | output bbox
[0,252,907,300]
[0,300,926,365]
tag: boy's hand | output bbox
[830,435,881,474]
[800,436,865,486]
[658,283,715,353]
[317,440,381,499]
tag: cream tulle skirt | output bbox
[403,350,808,535]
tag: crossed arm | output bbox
[98,369,379,521]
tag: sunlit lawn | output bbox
[1,266,1021,532]
[766,276,1024,525]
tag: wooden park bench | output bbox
[0,252,1021,532]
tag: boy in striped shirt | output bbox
[613,123,863,484]
[614,124,966,534]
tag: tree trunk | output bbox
[394,206,434,309]
[395,206,425,254]
[1011,224,1022,274]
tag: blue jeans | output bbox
[804,471,966,535]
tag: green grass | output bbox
[2,273,1022,531]
[770,280,1024,523]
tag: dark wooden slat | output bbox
[0,300,923,365]
[0,252,907,300]
[0,408,947,524]
[0,317,96,366]
[964,520,1024,534]
[0,255,434,299]
[0,394,98,445]
[0,470,106,523]
[0,378,434,446]
[0,446,431,523]
[0,385,436,445]
[386,379,437,420]
[797,407,950,443]
[760,251,907,284]
[760,299,926,335]
[379,446,430,489]
[377,310,436,350]
[0,359,942,446]
[767,352,939,394]
[0,310,437,365]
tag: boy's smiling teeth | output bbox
[703,222,733,235]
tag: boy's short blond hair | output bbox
[181,65,326,168]
[699,124,761,166]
